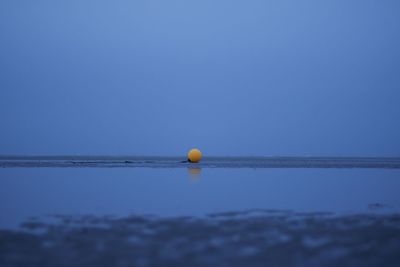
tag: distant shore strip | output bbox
[1,156,400,169]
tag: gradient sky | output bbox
[1,0,399,156]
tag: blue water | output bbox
[1,167,399,229]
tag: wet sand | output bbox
[1,156,400,168]
[1,210,400,267]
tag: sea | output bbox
[0,156,399,266]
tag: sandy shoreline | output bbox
[1,156,400,168]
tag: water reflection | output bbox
[1,168,400,229]
[188,167,201,181]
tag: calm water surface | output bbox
[1,167,399,229]
[1,166,400,266]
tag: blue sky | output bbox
[1,0,399,156]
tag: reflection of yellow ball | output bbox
[188,148,202,163]
[188,168,202,180]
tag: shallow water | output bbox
[1,167,399,228]
[1,159,400,266]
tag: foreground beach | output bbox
[1,210,400,267]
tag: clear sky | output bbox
[1,0,399,156]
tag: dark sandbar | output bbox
[1,156,400,168]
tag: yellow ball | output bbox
[188,148,202,163]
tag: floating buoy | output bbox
[188,148,202,163]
